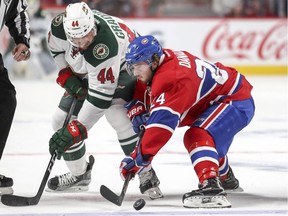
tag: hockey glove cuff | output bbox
[49,120,88,159]
[56,67,86,99]
[125,100,148,134]
[119,154,151,181]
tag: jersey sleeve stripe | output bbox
[151,106,181,118]
[146,123,175,134]
[148,109,180,130]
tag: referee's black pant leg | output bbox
[0,67,17,159]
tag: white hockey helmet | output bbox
[63,2,96,45]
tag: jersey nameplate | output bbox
[93,11,125,39]
[174,51,191,68]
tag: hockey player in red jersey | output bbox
[119,35,255,208]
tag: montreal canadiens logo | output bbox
[93,44,109,59]
[141,38,149,44]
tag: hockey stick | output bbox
[100,172,134,206]
[100,127,145,206]
[1,98,78,206]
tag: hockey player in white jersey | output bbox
[46,2,163,199]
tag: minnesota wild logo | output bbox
[93,44,109,59]
[52,14,63,27]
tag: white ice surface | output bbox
[0,75,287,215]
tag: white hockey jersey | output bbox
[48,10,139,130]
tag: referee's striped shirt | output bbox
[0,0,30,49]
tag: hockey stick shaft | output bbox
[100,127,145,206]
[1,98,78,206]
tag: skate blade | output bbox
[144,187,164,200]
[183,195,232,208]
[45,186,89,193]
[0,187,13,196]
[225,186,244,193]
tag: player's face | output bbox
[131,62,153,83]
[71,29,95,49]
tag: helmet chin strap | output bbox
[147,63,157,86]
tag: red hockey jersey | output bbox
[135,49,253,158]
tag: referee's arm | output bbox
[5,0,30,48]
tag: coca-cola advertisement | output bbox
[125,18,287,74]
[202,19,287,63]
[1,18,286,77]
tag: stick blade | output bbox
[100,185,122,206]
[1,194,38,206]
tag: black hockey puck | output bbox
[133,198,146,211]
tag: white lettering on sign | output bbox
[203,19,287,61]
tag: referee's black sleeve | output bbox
[5,0,30,48]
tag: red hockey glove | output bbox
[125,100,148,134]
[56,67,86,99]
[49,120,88,159]
[119,145,151,180]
